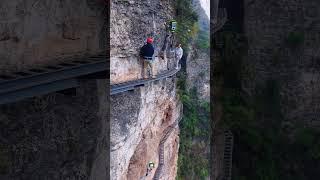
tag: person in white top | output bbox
[174,44,183,69]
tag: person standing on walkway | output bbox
[140,37,156,79]
[174,43,183,70]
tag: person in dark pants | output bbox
[140,37,155,79]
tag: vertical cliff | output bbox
[0,1,108,179]
[0,0,106,74]
[212,0,320,179]
[175,0,210,179]
[0,80,108,180]
[186,0,210,100]
[243,0,320,128]
[110,0,181,179]
[110,0,176,84]
[111,79,181,180]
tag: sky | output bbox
[200,0,210,19]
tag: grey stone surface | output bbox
[0,79,108,180]
[110,0,176,84]
[242,0,320,126]
[110,78,180,180]
[0,0,105,74]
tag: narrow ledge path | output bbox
[111,66,181,95]
[0,53,107,105]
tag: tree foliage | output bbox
[177,73,210,179]
[218,30,320,180]
[174,0,198,51]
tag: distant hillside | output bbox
[192,0,210,32]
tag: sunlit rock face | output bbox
[110,1,181,179]
[0,0,105,74]
[111,78,181,180]
[110,0,176,84]
[186,46,210,100]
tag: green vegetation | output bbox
[174,1,210,179]
[195,29,210,51]
[174,0,209,53]
[217,29,320,180]
[176,72,210,180]
[223,87,320,180]
[174,0,198,51]
[286,31,304,47]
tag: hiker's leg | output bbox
[143,60,148,79]
[176,58,179,69]
[141,58,144,78]
[152,62,156,78]
[149,61,154,77]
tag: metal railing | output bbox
[0,54,107,105]
[111,66,180,95]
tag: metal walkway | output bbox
[111,66,180,95]
[0,54,179,104]
[0,54,107,105]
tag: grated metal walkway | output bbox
[0,54,107,105]
[111,66,180,95]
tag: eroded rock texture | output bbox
[111,78,181,180]
[110,1,183,179]
[187,46,210,100]
[0,80,108,180]
[110,0,176,84]
[0,0,106,74]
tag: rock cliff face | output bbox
[110,0,181,180]
[242,0,320,126]
[0,0,106,74]
[186,45,210,100]
[111,79,181,180]
[110,0,176,84]
[187,0,210,100]
[0,80,108,180]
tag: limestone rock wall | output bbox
[186,45,210,100]
[187,0,210,100]
[243,0,320,126]
[110,1,181,179]
[0,79,108,180]
[0,0,105,74]
[110,0,176,84]
[110,78,181,180]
